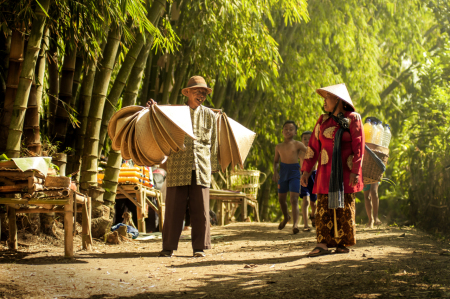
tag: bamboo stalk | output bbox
[54,46,77,145]
[0,30,24,152]
[23,28,49,155]
[138,47,153,105]
[122,40,152,107]
[97,33,147,156]
[47,32,59,134]
[80,26,122,191]
[5,0,51,158]
[101,150,122,207]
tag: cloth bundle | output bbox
[216,112,256,172]
[108,105,196,166]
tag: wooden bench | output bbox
[210,189,260,226]
[115,184,164,232]
[1,189,91,258]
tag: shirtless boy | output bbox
[272,121,307,234]
[299,131,318,232]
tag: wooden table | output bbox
[1,189,91,258]
[115,184,164,233]
[210,189,260,226]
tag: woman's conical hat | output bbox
[316,83,355,111]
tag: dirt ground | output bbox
[1,222,450,298]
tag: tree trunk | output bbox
[138,47,153,106]
[23,28,49,155]
[47,33,59,137]
[5,0,51,158]
[0,31,11,111]
[80,26,121,192]
[97,33,146,156]
[169,48,190,104]
[72,38,108,180]
[161,54,175,104]
[102,150,122,208]
[148,51,160,101]
[0,30,24,153]
[53,46,77,145]
[122,41,152,107]
[71,53,84,105]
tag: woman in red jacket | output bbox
[301,83,365,257]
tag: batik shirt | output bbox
[301,112,365,194]
[165,105,219,188]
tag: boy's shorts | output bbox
[278,162,300,194]
[363,182,380,191]
[300,170,317,202]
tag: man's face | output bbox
[187,88,208,109]
[282,123,297,139]
[302,133,312,145]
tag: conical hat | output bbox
[127,121,143,166]
[149,108,172,156]
[154,105,195,150]
[135,109,166,162]
[227,117,257,168]
[151,105,180,153]
[112,111,140,151]
[316,83,355,111]
[218,114,232,172]
[119,117,136,160]
[108,105,142,140]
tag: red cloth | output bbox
[301,111,365,194]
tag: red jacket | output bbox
[301,111,365,194]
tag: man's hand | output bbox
[146,98,157,107]
[349,172,359,187]
[300,172,310,187]
[272,172,279,183]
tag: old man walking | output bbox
[158,76,219,257]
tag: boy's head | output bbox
[301,131,313,145]
[282,121,298,139]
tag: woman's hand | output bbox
[301,172,310,187]
[349,172,359,187]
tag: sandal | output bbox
[278,215,291,230]
[308,246,331,257]
[309,214,316,228]
[334,245,350,254]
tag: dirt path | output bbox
[1,223,450,298]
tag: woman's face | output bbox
[323,93,338,113]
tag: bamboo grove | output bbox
[0,0,449,234]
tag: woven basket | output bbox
[362,143,389,184]
[230,169,267,200]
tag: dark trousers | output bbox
[162,172,211,250]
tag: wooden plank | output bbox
[28,199,69,205]
[7,206,18,250]
[74,193,87,204]
[0,184,28,193]
[0,198,28,204]
[242,197,248,222]
[0,160,17,168]
[145,197,159,213]
[44,176,71,188]
[255,201,260,222]
[64,195,74,258]
[15,208,82,213]
[117,186,141,208]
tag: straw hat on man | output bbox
[158,75,218,257]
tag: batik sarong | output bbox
[316,193,356,247]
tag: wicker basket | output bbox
[229,169,267,200]
[362,143,389,184]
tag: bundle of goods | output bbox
[97,164,153,188]
[108,105,195,166]
[215,112,256,172]
[362,118,392,184]
[108,105,256,171]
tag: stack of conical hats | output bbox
[108,105,196,166]
[216,112,256,172]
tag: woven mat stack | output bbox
[108,105,256,169]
